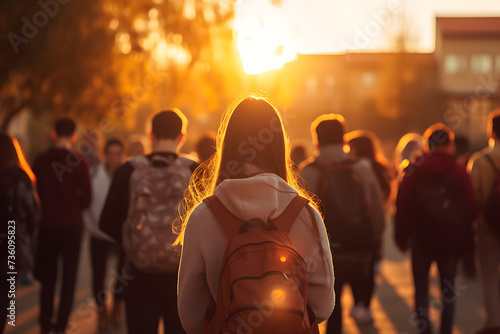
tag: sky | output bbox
[279,0,500,54]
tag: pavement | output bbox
[5,223,486,334]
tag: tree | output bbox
[0,0,237,131]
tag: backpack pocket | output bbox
[224,271,306,334]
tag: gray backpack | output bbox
[123,154,192,273]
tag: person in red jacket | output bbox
[395,123,478,334]
[32,118,91,334]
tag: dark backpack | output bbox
[414,167,471,254]
[313,160,374,254]
[484,154,500,239]
[203,195,320,334]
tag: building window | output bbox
[362,72,375,86]
[471,54,492,74]
[306,76,317,95]
[444,54,467,75]
[324,76,336,89]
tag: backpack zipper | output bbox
[223,240,306,270]
[225,305,304,324]
[229,271,292,302]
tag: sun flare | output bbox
[234,0,298,75]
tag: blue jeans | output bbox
[411,247,458,334]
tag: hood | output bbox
[411,152,455,176]
[213,173,298,222]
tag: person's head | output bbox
[423,123,455,154]
[217,97,289,181]
[346,130,377,161]
[104,138,124,174]
[174,96,319,246]
[393,133,423,175]
[0,132,35,188]
[196,133,216,163]
[128,140,145,157]
[52,118,76,141]
[290,141,309,166]
[488,109,500,142]
[150,109,187,150]
[311,114,346,149]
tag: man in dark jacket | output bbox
[396,123,478,334]
[32,118,91,334]
[100,109,197,334]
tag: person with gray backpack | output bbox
[299,114,385,333]
[100,109,197,334]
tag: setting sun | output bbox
[234,0,298,74]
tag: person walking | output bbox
[396,123,478,334]
[347,130,392,322]
[83,138,126,331]
[300,115,384,333]
[176,97,334,334]
[100,110,197,334]
[32,118,91,334]
[468,110,500,334]
[0,133,39,332]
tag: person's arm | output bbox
[456,163,479,222]
[467,152,483,204]
[76,158,92,211]
[394,168,416,252]
[355,161,386,244]
[18,173,40,236]
[99,163,133,244]
[178,205,215,334]
[290,206,334,323]
[299,161,320,195]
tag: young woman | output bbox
[0,133,39,331]
[345,130,392,323]
[176,96,334,334]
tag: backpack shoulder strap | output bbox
[129,155,150,169]
[203,195,245,237]
[272,195,309,233]
[485,154,499,173]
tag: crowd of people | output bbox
[0,96,499,334]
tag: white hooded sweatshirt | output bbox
[177,173,335,334]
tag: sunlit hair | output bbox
[393,133,423,175]
[345,130,389,167]
[311,114,346,147]
[488,109,500,140]
[173,96,320,246]
[0,132,36,188]
[423,123,455,152]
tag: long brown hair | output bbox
[173,96,320,246]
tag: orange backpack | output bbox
[203,194,320,334]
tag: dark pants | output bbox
[351,254,377,308]
[90,237,125,308]
[124,269,184,334]
[327,254,372,334]
[411,248,458,334]
[36,224,83,333]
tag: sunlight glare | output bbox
[234,0,298,74]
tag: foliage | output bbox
[0,0,237,131]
